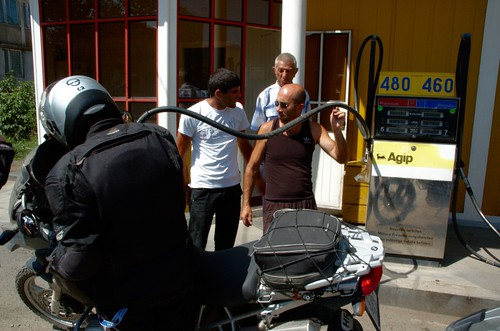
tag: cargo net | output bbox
[253,209,382,292]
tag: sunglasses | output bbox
[274,100,290,109]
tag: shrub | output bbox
[0,74,37,141]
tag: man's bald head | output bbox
[279,83,306,104]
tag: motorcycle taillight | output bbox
[360,266,383,296]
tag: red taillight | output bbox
[360,266,383,296]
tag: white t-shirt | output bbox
[178,100,250,188]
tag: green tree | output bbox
[0,74,37,141]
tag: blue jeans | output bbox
[189,184,242,250]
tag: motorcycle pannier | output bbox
[253,209,342,290]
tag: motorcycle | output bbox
[445,306,500,331]
[0,138,384,331]
[1,105,384,330]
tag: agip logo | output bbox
[377,152,414,165]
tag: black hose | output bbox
[451,33,500,267]
[458,167,500,238]
[452,164,500,267]
[137,101,371,142]
[455,33,470,163]
[354,34,384,133]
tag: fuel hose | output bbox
[137,101,371,142]
[353,34,383,133]
[452,33,500,267]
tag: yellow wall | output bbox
[307,0,488,212]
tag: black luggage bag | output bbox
[253,209,343,290]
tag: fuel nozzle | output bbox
[354,147,372,184]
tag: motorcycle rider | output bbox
[41,75,197,330]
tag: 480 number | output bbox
[380,76,411,92]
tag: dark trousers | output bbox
[189,184,242,251]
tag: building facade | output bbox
[0,0,33,80]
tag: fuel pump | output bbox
[364,33,500,265]
[366,95,460,260]
[351,34,461,260]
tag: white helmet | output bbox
[39,75,122,149]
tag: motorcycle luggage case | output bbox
[253,209,342,290]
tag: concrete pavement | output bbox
[2,160,500,321]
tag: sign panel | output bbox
[373,95,460,143]
[378,72,455,97]
[371,140,456,181]
[366,176,451,260]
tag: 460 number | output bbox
[421,77,454,93]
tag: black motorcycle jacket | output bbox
[0,137,14,189]
[45,119,195,309]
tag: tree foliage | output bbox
[0,74,37,141]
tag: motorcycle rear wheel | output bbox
[15,266,86,330]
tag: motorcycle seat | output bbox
[194,241,259,307]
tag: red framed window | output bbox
[177,0,282,110]
[39,0,157,120]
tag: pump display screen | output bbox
[373,96,460,143]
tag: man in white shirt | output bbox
[177,68,252,250]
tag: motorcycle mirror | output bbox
[17,209,40,238]
[0,228,19,245]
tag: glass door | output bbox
[305,30,352,210]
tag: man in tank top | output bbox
[241,84,348,233]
